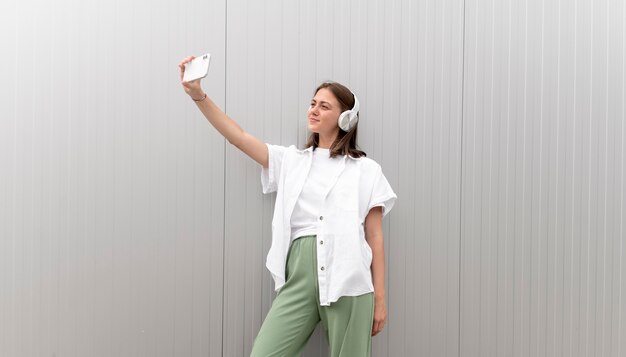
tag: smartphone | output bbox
[183,53,211,82]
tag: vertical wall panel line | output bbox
[221,0,228,356]
[616,5,626,356]
[459,0,467,355]
[555,1,562,355]
[602,3,610,357]
[570,0,578,352]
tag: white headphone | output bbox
[337,93,360,132]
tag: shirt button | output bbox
[320,266,325,271]
[319,240,324,245]
[319,216,324,221]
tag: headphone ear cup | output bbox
[337,92,360,131]
[338,110,351,131]
[349,112,358,129]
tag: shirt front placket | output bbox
[315,156,347,306]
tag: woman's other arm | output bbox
[365,206,386,336]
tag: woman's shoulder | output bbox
[357,155,377,164]
[266,144,312,165]
[353,156,381,170]
[266,143,302,154]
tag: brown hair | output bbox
[305,82,366,158]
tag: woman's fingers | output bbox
[372,321,383,336]
[179,56,196,81]
[180,55,195,66]
[371,316,385,336]
[371,297,386,336]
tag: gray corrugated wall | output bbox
[461,0,626,356]
[0,0,624,356]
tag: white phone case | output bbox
[183,53,211,82]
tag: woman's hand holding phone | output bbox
[179,56,205,100]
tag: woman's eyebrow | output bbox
[311,99,333,107]
[317,100,332,106]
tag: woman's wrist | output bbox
[191,92,207,102]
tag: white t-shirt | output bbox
[290,148,344,240]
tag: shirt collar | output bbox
[296,146,314,154]
[296,146,361,161]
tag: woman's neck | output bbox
[317,132,338,149]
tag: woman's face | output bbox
[307,88,342,137]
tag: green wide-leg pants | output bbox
[250,235,374,357]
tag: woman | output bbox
[179,56,396,357]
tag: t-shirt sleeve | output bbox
[367,166,397,217]
[261,143,287,194]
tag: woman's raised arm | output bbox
[179,56,268,168]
